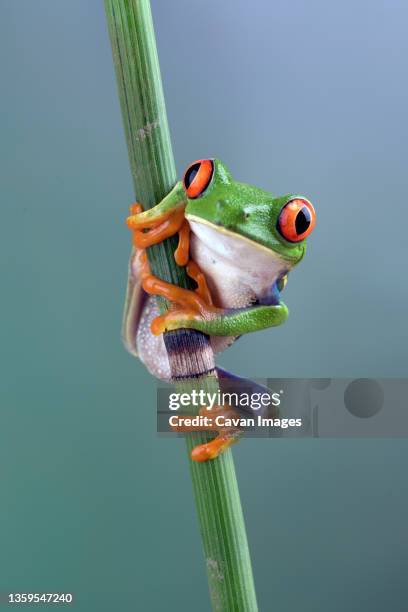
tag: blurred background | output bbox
[1,1,407,610]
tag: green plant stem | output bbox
[104,2,258,609]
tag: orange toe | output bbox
[191,434,239,462]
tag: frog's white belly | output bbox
[188,218,290,309]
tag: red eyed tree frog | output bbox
[122,159,316,459]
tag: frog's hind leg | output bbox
[186,260,214,305]
[191,430,241,462]
[149,293,289,337]
[171,405,243,462]
[191,403,243,462]
[177,371,281,462]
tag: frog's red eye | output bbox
[277,198,316,242]
[183,159,214,198]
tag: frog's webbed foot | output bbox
[171,405,242,462]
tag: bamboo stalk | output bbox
[104,2,258,609]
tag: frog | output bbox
[122,158,316,460]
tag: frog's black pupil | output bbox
[295,207,311,235]
[184,163,201,189]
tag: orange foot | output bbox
[126,202,189,265]
[171,405,242,462]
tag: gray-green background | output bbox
[1,1,407,610]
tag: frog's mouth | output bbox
[185,213,303,265]
[186,214,277,257]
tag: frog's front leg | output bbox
[126,183,190,265]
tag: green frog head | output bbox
[183,158,315,265]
